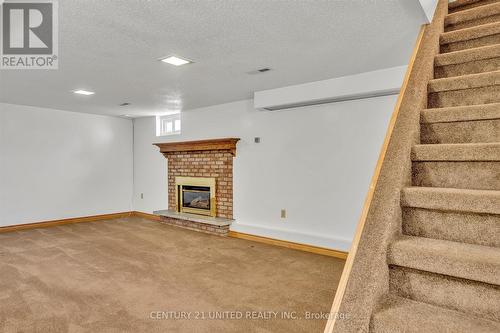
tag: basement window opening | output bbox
[156,113,181,136]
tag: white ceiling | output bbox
[0,0,427,117]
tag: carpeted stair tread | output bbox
[401,186,500,214]
[433,46,500,78]
[450,0,500,14]
[421,103,500,123]
[388,236,500,285]
[420,119,500,144]
[446,2,500,27]
[371,295,500,333]
[427,85,500,108]
[403,207,500,249]
[412,142,500,161]
[434,44,500,67]
[428,70,500,92]
[446,14,500,33]
[440,21,500,45]
[389,266,500,322]
[449,0,500,11]
[412,160,499,190]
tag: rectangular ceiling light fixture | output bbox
[161,56,192,66]
[73,89,95,95]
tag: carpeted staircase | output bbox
[328,1,500,332]
[372,1,500,332]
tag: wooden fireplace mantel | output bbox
[154,138,240,156]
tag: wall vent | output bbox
[248,68,272,75]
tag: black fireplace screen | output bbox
[182,185,211,210]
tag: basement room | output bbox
[1,0,499,332]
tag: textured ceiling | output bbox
[0,0,427,117]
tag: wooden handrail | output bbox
[323,24,427,333]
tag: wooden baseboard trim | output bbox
[228,231,348,259]
[0,212,133,234]
[2,210,347,259]
[130,211,162,221]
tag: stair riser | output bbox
[441,33,500,53]
[389,266,500,322]
[412,161,500,190]
[421,119,500,143]
[446,14,500,32]
[435,57,500,78]
[371,296,500,333]
[428,85,500,107]
[403,207,500,247]
[421,103,500,123]
[402,187,500,215]
[449,0,500,14]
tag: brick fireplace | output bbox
[153,138,239,236]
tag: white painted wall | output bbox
[133,97,396,251]
[0,91,395,251]
[0,103,133,226]
[418,0,439,22]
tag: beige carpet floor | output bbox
[0,217,344,333]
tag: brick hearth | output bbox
[158,216,230,236]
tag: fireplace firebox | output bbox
[175,176,216,217]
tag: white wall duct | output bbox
[254,66,407,111]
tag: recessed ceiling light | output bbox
[160,56,192,66]
[73,89,95,95]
